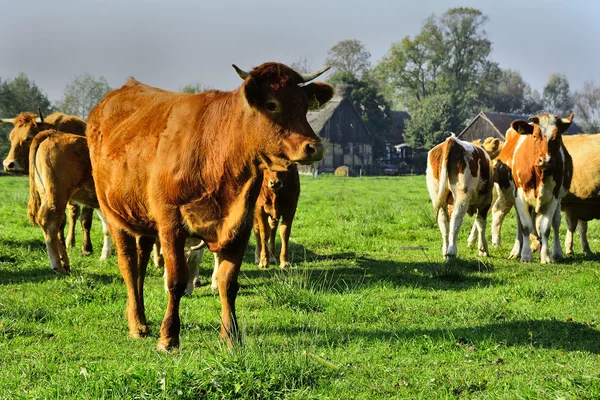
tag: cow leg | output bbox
[211,252,219,292]
[153,241,164,268]
[514,196,534,262]
[579,220,592,255]
[467,223,478,248]
[38,200,70,274]
[475,205,490,257]
[183,246,203,295]
[564,210,577,255]
[113,228,150,338]
[80,206,94,256]
[437,207,450,257]
[253,219,261,264]
[447,197,468,259]
[96,210,112,260]
[136,235,153,317]
[157,231,188,351]
[551,204,563,262]
[269,217,278,264]
[257,212,270,269]
[508,212,523,259]
[65,202,80,249]
[491,191,513,247]
[58,217,67,248]
[217,227,251,348]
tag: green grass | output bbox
[1,174,600,399]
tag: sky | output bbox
[0,0,598,104]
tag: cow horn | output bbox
[0,118,15,124]
[300,66,331,83]
[528,116,539,124]
[37,108,44,124]
[232,64,251,80]
[561,113,574,124]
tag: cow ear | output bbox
[302,82,334,108]
[243,78,265,108]
[560,113,574,126]
[511,120,534,135]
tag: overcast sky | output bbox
[1,0,597,105]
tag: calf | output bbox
[2,111,95,255]
[28,130,111,273]
[509,114,573,263]
[426,135,493,259]
[254,165,301,269]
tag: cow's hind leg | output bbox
[269,217,278,264]
[551,204,563,262]
[80,206,94,256]
[97,210,112,260]
[113,228,150,339]
[437,206,450,258]
[475,205,490,257]
[579,220,591,255]
[447,195,468,259]
[65,202,80,249]
[211,252,219,292]
[157,230,188,351]
[39,201,70,274]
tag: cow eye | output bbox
[266,101,278,112]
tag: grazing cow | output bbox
[2,112,95,255]
[426,135,494,259]
[28,130,112,273]
[86,62,333,350]
[254,165,300,269]
[509,114,573,263]
[561,134,600,254]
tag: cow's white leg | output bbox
[475,209,489,257]
[491,191,513,247]
[437,207,450,257]
[211,252,220,292]
[153,241,164,268]
[579,220,591,255]
[467,223,478,248]
[514,195,534,262]
[97,210,113,260]
[184,247,203,295]
[508,212,522,259]
[447,199,468,259]
[551,205,563,262]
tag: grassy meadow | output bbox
[1,174,600,399]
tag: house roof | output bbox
[307,92,372,138]
[458,111,584,139]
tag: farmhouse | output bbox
[458,111,584,142]
[383,110,412,165]
[305,84,373,174]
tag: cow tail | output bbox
[27,131,53,225]
[433,136,455,215]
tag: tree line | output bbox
[2,7,599,159]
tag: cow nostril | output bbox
[6,161,15,170]
[305,143,316,155]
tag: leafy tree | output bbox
[522,88,544,116]
[574,81,600,132]
[487,69,543,115]
[542,73,573,116]
[0,73,53,159]
[56,73,112,119]
[328,71,393,158]
[325,39,371,78]
[403,93,453,149]
[181,83,208,94]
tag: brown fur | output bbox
[253,165,301,269]
[28,130,100,274]
[86,62,333,350]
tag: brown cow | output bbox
[28,130,112,273]
[509,113,573,263]
[253,164,300,269]
[2,111,95,255]
[86,62,333,350]
[426,135,494,259]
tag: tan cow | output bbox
[2,111,96,255]
[28,130,111,273]
[427,135,494,259]
[254,165,300,269]
[86,62,333,350]
[509,114,573,263]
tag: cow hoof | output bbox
[444,254,456,262]
[130,325,150,339]
[478,250,489,257]
[156,338,179,352]
[66,238,75,249]
[211,282,218,293]
[508,252,519,259]
[520,257,532,263]
[280,262,291,270]
[81,250,93,257]
[257,262,269,269]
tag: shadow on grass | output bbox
[253,319,600,354]
[0,237,46,251]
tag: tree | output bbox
[181,83,208,94]
[325,39,371,78]
[542,73,573,116]
[289,55,313,74]
[487,69,544,114]
[403,93,453,149]
[56,73,112,119]
[328,71,393,158]
[574,81,600,132]
[0,73,53,159]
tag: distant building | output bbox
[305,84,373,174]
[458,111,584,142]
[382,110,412,165]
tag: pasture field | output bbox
[1,174,600,399]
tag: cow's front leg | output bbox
[157,230,188,351]
[475,205,490,257]
[551,204,563,262]
[80,206,94,256]
[65,202,80,249]
[437,207,450,258]
[514,196,534,262]
[579,220,592,255]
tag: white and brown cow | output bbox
[509,113,573,263]
[427,135,494,259]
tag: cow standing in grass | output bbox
[254,165,300,269]
[427,135,494,259]
[28,130,112,273]
[86,62,333,350]
[508,114,573,263]
[2,112,97,256]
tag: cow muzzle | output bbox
[294,142,324,165]
[268,179,283,190]
[3,159,24,173]
[536,155,554,170]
